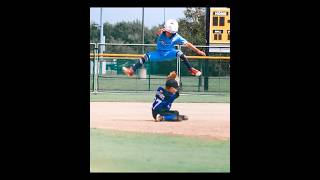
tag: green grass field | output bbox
[90,74,230,92]
[90,128,230,172]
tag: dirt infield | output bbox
[90,102,230,140]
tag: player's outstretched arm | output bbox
[185,42,206,56]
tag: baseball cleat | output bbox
[189,68,202,76]
[178,115,188,121]
[122,67,134,77]
[155,114,164,122]
[181,115,188,120]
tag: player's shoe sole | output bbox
[189,68,202,77]
[122,67,134,77]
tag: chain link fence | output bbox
[90,43,230,93]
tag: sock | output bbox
[132,57,145,71]
[180,54,192,70]
[163,114,178,121]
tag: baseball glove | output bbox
[167,71,177,80]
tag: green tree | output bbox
[90,21,100,43]
[178,8,206,52]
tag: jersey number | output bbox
[153,99,162,110]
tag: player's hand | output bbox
[171,87,178,94]
[156,28,166,36]
[198,50,206,56]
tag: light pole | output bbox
[142,7,144,54]
[94,8,104,93]
[99,8,104,53]
[164,8,166,24]
[140,7,147,80]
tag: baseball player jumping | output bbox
[122,19,206,77]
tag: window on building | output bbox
[218,33,222,40]
[213,17,218,26]
[228,33,230,40]
[214,34,218,40]
[228,19,230,23]
[219,17,225,26]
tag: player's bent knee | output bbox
[176,50,184,58]
[143,54,149,62]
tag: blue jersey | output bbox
[152,87,179,112]
[156,33,188,51]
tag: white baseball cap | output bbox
[164,19,179,34]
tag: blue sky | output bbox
[90,8,186,29]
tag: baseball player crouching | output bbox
[151,71,188,122]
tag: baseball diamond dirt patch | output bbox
[90,102,230,140]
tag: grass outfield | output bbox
[90,91,230,103]
[91,74,230,92]
[90,128,230,172]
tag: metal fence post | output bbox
[92,45,96,93]
[177,45,182,88]
[218,59,221,92]
[198,59,201,92]
[148,61,151,91]
[204,57,209,91]
[90,43,96,92]
[94,45,99,93]
[204,7,210,92]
